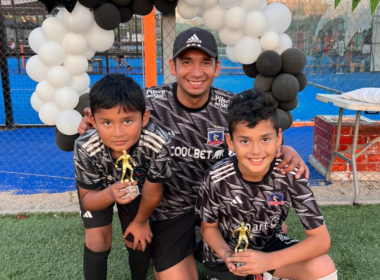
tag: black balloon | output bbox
[78,0,103,9]
[74,92,90,117]
[131,0,154,15]
[281,48,306,75]
[94,3,121,31]
[264,91,279,107]
[294,72,307,92]
[154,0,178,14]
[38,0,77,13]
[256,51,282,77]
[111,0,133,6]
[119,6,134,23]
[55,131,80,152]
[254,74,275,92]
[285,111,293,125]
[278,96,299,111]
[272,74,299,102]
[242,63,259,78]
[277,109,290,131]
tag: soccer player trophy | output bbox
[230,222,254,267]
[115,150,139,199]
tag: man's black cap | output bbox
[173,27,218,59]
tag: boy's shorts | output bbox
[204,232,298,280]
[150,210,200,272]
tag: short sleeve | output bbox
[289,176,325,230]
[74,143,101,190]
[195,172,220,224]
[146,137,171,183]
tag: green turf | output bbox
[1,205,379,280]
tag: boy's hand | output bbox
[123,221,153,251]
[109,181,138,204]
[227,250,271,276]
[77,107,92,135]
[275,146,309,179]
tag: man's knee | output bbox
[85,226,112,252]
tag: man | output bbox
[78,27,309,280]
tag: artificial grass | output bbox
[0,205,379,280]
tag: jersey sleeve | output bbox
[195,172,220,224]
[74,143,101,190]
[145,137,172,183]
[289,175,325,230]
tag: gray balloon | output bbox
[294,72,307,92]
[278,96,299,111]
[256,50,282,77]
[264,91,279,107]
[281,48,306,75]
[272,74,299,102]
[55,131,80,152]
[94,3,121,31]
[254,74,275,92]
[74,92,90,117]
[285,111,293,125]
[277,109,290,131]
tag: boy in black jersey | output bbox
[196,89,337,280]
[74,74,171,280]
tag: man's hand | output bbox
[123,221,153,251]
[275,146,309,179]
[77,107,92,135]
[227,250,272,276]
[108,181,138,204]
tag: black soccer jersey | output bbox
[195,156,325,263]
[74,121,171,193]
[145,83,234,221]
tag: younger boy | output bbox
[196,89,337,280]
[74,74,171,280]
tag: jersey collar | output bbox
[172,82,212,113]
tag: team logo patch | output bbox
[268,193,284,206]
[133,167,146,179]
[207,128,224,146]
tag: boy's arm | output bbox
[201,221,234,265]
[123,180,162,251]
[227,224,331,276]
[275,146,309,179]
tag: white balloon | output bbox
[30,91,46,112]
[203,4,226,31]
[219,27,244,46]
[239,0,263,12]
[64,55,88,75]
[38,102,61,125]
[42,17,68,45]
[234,36,262,64]
[54,87,79,110]
[82,46,96,60]
[260,0,267,11]
[28,27,48,54]
[47,66,72,89]
[62,33,88,56]
[38,42,66,67]
[36,80,57,102]
[219,0,243,8]
[274,33,293,55]
[84,22,115,52]
[260,31,280,50]
[70,72,90,94]
[56,110,83,135]
[177,0,200,19]
[226,45,239,63]
[184,0,204,6]
[26,55,51,82]
[56,8,64,19]
[244,11,267,38]
[62,2,93,33]
[224,6,246,31]
[262,3,292,34]
[201,0,217,9]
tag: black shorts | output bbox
[150,210,200,272]
[78,189,141,242]
[204,232,298,280]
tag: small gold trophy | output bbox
[115,150,139,199]
[231,222,253,267]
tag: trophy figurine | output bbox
[232,222,253,253]
[115,150,139,199]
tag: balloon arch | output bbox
[28,0,306,150]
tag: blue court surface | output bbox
[1,56,379,195]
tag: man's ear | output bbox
[276,128,283,148]
[89,115,97,130]
[226,133,235,153]
[169,59,176,76]
[142,110,150,127]
[214,60,221,78]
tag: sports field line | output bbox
[0,170,74,180]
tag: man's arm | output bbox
[123,180,162,251]
[78,107,92,135]
[275,145,310,179]
[201,221,234,265]
[227,224,331,276]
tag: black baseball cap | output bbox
[173,27,218,59]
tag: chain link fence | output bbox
[0,0,379,197]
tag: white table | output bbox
[316,94,380,204]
